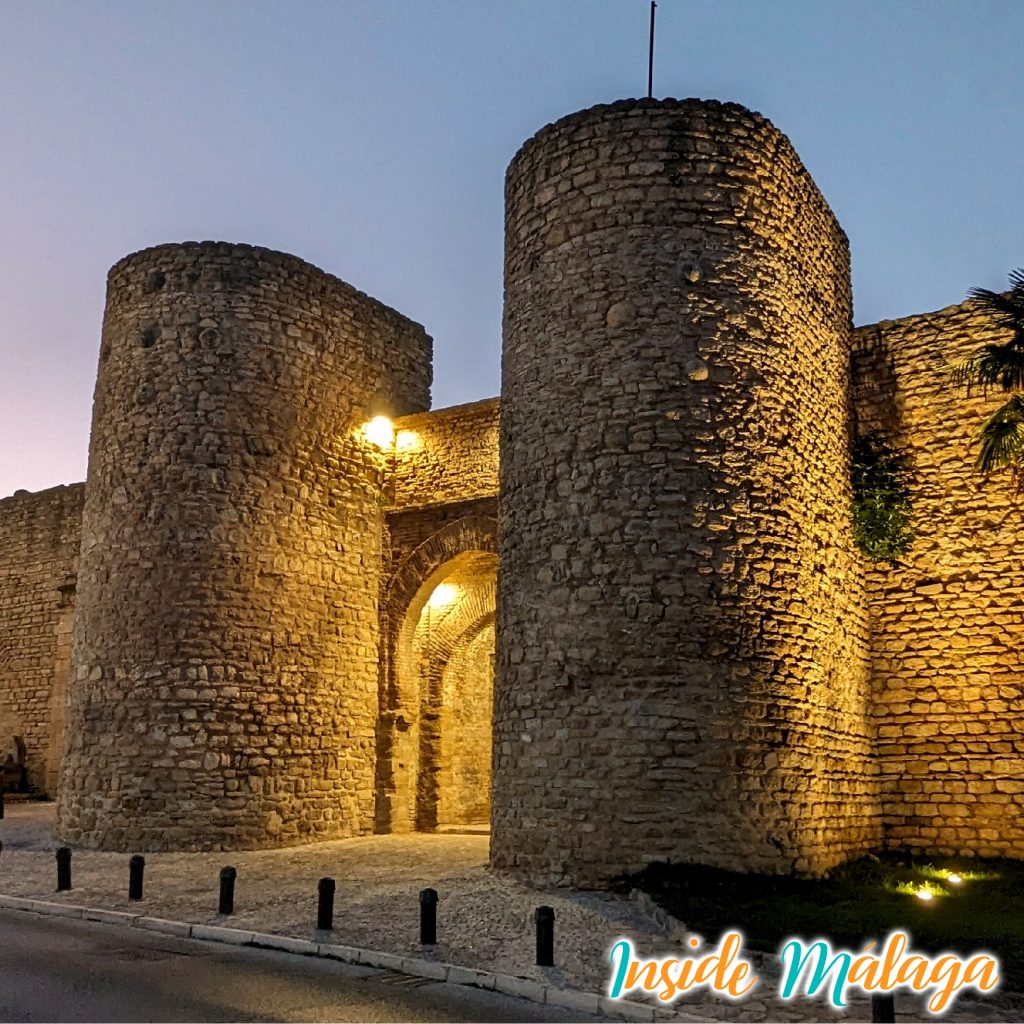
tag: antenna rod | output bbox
[647,1,657,99]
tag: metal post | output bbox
[56,846,72,892]
[535,905,555,966]
[219,866,236,915]
[647,1,657,99]
[871,992,895,1023]
[419,887,438,945]
[128,854,145,901]
[0,788,5,820]
[317,877,335,930]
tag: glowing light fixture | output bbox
[947,873,963,885]
[396,429,420,452]
[363,415,394,449]
[427,582,458,608]
[915,889,934,902]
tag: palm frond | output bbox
[951,343,1024,391]
[968,268,1024,340]
[976,395,1024,475]
[967,286,1024,336]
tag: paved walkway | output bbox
[2,803,1021,1023]
[0,803,659,999]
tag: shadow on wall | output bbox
[1,734,28,792]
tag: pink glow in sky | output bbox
[1,0,1022,496]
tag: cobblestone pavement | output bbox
[1,803,1020,1023]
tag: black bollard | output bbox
[128,854,145,901]
[317,877,335,930]
[535,905,555,966]
[871,992,895,1023]
[56,846,72,892]
[419,887,438,945]
[219,866,236,915]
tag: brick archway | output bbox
[375,514,497,833]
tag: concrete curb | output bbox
[0,894,700,1022]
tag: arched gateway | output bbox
[38,97,1021,888]
[376,514,497,834]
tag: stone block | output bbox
[190,924,255,945]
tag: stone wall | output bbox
[411,572,496,830]
[494,98,878,888]
[58,242,432,851]
[0,484,83,795]
[853,302,1024,859]
[440,620,495,828]
[374,399,499,833]
[390,399,499,510]
[1,117,1020,876]
[376,501,497,833]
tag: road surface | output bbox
[0,910,602,1022]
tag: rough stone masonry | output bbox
[0,98,1020,888]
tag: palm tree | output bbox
[952,269,1024,487]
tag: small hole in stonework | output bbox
[146,271,166,292]
[140,325,159,348]
[100,344,111,363]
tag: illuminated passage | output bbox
[383,549,497,832]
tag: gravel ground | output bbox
[1,802,1020,1024]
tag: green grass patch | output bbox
[622,855,1024,992]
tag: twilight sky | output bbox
[1,0,1021,496]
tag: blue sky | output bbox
[1,0,1021,495]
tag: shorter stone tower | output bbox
[59,242,431,850]
[492,99,879,888]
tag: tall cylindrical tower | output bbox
[493,99,878,887]
[59,242,431,850]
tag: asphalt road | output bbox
[0,911,602,1022]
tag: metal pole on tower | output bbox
[647,1,657,98]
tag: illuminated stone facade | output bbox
[0,484,81,797]
[494,99,875,886]
[59,243,432,851]
[0,98,1020,885]
[853,305,1024,861]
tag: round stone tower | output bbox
[59,242,431,850]
[492,99,878,887]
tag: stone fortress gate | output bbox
[0,99,1021,889]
